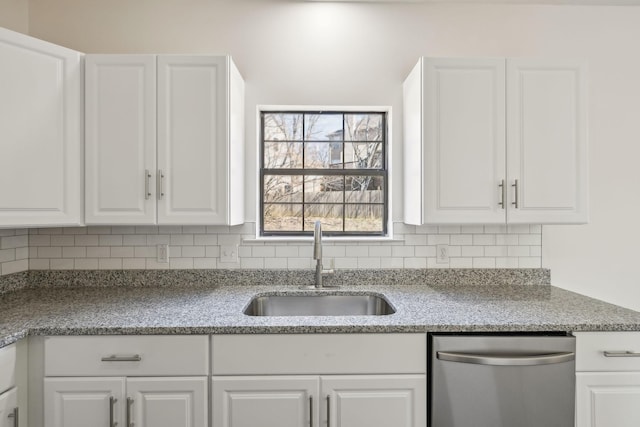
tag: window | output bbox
[260,110,388,237]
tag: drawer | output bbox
[0,344,16,394]
[575,332,640,371]
[45,335,209,376]
[212,333,426,375]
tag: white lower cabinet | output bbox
[0,387,18,427]
[211,334,427,427]
[45,377,207,427]
[575,332,640,427]
[212,375,425,427]
[42,335,209,427]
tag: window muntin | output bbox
[260,111,388,236]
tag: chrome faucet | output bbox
[313,221,334,288]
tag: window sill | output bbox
[243,236,402,244]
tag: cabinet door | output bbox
[322,375,426,427]
[576,372,640,427]
[157,55,229,225]
[506,58,588,224]
[127,377,207,427]
[85,55,157,224]
[420,57,506,224]
[44,377,125,427]
[212,376,318,427]
[0,27,83,227]
[0,387,18,427]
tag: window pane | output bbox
[264,203,302,232]
[345,114,383,141]
[345,204,383,232]
[264,113,303,141]
[304,205,343,232]
[264,175,303,203]
[345,176,384,202]
[264,142,303,169]
[304,142,343,168]
[305,114,343,141]
[304,176,344,203]
[344,143,383,169]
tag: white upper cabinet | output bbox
[0,27,83,227]
[85,55,157,224]
[506,59,588,224]
[403,57,588,225]
[85,54,245,225]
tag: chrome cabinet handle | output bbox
[326,395,330,427]
[126,397,134,427]
[7,407,18,427]
[512,179,519,208]
[309,396,313,427]
[158,169,165,200]
[437,351,574,366]
[604,351,640,357]
[109,396,117,427]
[144,170,152,200]
[101,355,142,362]
[498,180,506,209]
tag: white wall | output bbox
[0,0,28,33]
[24,0,640,310]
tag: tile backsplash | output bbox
[24,222,542,271]
[0,229,29,275]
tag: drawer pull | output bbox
[603,351,640,358]
[126,397,134,427]
[101,354,142,362]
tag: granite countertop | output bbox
[1,269,640,349]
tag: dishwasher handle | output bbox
[437,351,575,366]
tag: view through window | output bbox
[260,111,388,236]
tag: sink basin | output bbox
[243,293,396,316]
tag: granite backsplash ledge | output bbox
[0,268,550,295]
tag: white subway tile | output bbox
[51,258,74,270]
[159,226,182,234]
[193,258,217,269]
[122,235,147,246]
[415,246,436,257]
[324,245,346,257]
[62,227,88,235]
[100,235,123,246]
[0,230,16,237]
[51,235,75,247]
[473,258,496,268]
[438,225,461,234]
[230,223,255,235]
[394,223,416,235]
[518,234,542,245]
[530,246,542,257]
[496,257,519,268]
[358,258,381,268]
[473,234,496,246]
[147,235,171,245]
[169,246,182,257]
[181,246,206,258]
[87,247,110,258]
[111,247,135,258]
[135,226,158,234]
[460,225,484,234]
[1,259,27,274]
[29,259,50,270]
[404,234,427,246]
[75,235,100,246]
[134,246,156,258]
[414,224,438,234]
[483,225,507,234]
[392,246,414,258]
[87,226,112,235]
[447,245,461,257]
[404,257,427,268]
[145,259,170,269]
[0,249,15,263]
[99,258,122,270]
[450,234,472,246]
[484,246,508,257]
[380,257,404,269]
[75,259,99,270]
[333,257,357,269]
[288,258,313,269]
[63,247,87,258]
[496,234,519,246]
[519,257,541,268]
[170,234,193,246]
[111,226,136,235]
[508,246,530,257]
[38,247,62,258]
[37,228,63,235]
[194,235,218,246]
[369,246,392,257]
[427,259,449,268]
[252,246,275,258]
[346,246,369,257]
[530,225,542,233]
[170,258,194,269]
[123,258,146,270]
[29,235,51,246]
[507,224,530,233]
[298,246,313,258]
[263,258,287,269]
[15,247,28,260]
[0,235,27,249]
[218,234,241,246]
[205,246,220,258]
[461,246,483,257]
[182,226,206,234]
[238,246,252,258]
[450,258,473,268]
[206,225,230,234]
[241,258,265,269]
[427,235,450,245]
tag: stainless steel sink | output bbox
[243,293,396,316]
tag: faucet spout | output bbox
[314,221,323,288]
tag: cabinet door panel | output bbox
[44,378,125,427]
[507,59,588,224]
[212,376,318,427]
[576,372,640,427]
[0,387,17,427]
[127,377,207,427]
[0,27,82,226]
[157,55,228,224]
[85,54,156,224]
[423,58,506,224]
[322,375,426,427]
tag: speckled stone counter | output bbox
[1,269,640,349]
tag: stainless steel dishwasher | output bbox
[431,334,575,427]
